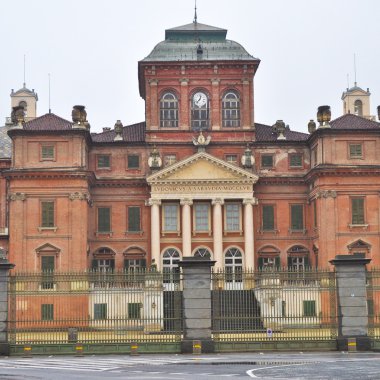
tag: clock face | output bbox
[193,92,207,107]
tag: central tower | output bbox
[138,19,260,134]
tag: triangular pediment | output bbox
[35,243,61,253]
[347,239,371,250]
[147,152,258,184]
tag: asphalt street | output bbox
[0,352,380,379]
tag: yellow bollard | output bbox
[347,338,357,352]
[23,344,32,358]
[75,343,84,356]
[130,342,139,356]
[193,340,202,355]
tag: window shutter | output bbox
[352,198,364,224]
[263,205,274,230]
[124,259,130,271]
[98,207,111,232]
[140,259,146,268]
[41,256,55,272]
[258,257,264,269]
[291,205,303,230]
[92,259,98,270]
[287,256,293,268]
[110,259,115,270]
[304,256,310,268]
[275,256,281,268]
[128,207,140,232]
[42,202,54,227]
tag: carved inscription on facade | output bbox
[152,184,251,193]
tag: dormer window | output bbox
[160,92,178,128]
[191,91,209,130]
[222,91,240,127]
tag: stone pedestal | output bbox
[178,257,215,353]
[0,258,15,355]
[330,254,371,351]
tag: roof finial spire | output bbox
[23,54,26,88]
[193,0,198,24]
[354,53,357,86]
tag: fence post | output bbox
[330,253,371,351]
[0,255,15,355]
[178,257,215,353]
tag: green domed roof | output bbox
[142,22,257,62]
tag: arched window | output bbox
[225,247,243,283]
[258,245,280,270]
[287,245,309,270]
[222,91,240,127]
[354,99,363,116]
[19,101,27,117]
[160,92,178,128]
[92,247,115,272]
[162,248,181,283]
[194,247,211,259]
[191,91,209,130]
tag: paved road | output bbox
[0,352,380,379]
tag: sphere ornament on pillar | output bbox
[148,145,162,170]
[273,120,286,140]
[308,119,317,133]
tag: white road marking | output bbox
[246,363,307,378]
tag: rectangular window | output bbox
[98,207,111,232]
[164,154,177,167]
[225,203,240,231]
[291,204,304,230]
[92,259,114,272]
[41,145,55,160]
[303,300,316,317]
[97,154,111,169]
[352,198,365,225]
[124,259,146,271]
[262,205,275,231]
[194,203,210,231]
[128,206,141,232]
[289,153,303,168]
[313,200,317,227]
[128,303,141,319]
[41,201,55,227]
[94,303,107,320]
[41,256,55,289]
[41,304,54,321]
[225,154,238,165]
[127,154,140,169]
[261,154,274,168]
[349,143,363,158]
[163,204,178,232]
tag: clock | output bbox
[193,92,207,107]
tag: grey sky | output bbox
[1,0,379,133]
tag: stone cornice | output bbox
[4,169,93,181]
[305,165,380,182]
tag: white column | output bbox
[212,198,224,269]
[243,198,257,269]
[148,198,161,270]
[180,198,193,257]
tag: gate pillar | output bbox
[178,257,215,353]
[330,253,371,351]
[0,254,15,355]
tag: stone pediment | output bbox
[147,152,258,185]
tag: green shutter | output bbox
[262,205,274,230]
[124,259,130,271]
[303,300,316,317]
[128,207,140,232]
[290,154,302,167]
[258,257,264,270]
[94,303,107,320]
[128,155,140,169]
[97,155,110,168]
[291,204,303,230]
[41,304,54,321]
[98,207,111,232]
[128,303,141,319]
[110,259,115,270]
[41,201,54,227]
[92,259,98,270]
[304,256,310,269]
[287,256,293,268]
[352,198,365,224]
[275,256,281,269]
[261,155,273,168]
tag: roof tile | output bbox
[91,122,146,143]
[330,113,380,130]
[23,113,73,131]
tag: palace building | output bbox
[1,18,380,276]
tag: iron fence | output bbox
[367,268,380,340]
[8,270,182,345]
[211,268,337,342]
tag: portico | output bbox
[147,152,258,270]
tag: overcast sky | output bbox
[0,0,379,133]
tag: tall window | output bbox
[92,258,115,272]
[94,303,107,320]
[162,248,181,283]
[354,99,363,116]
[97,207,111,233]
[222,91,240,128]
[194,203,210,232]
[191,91,209,130]
[352,198,365,225]
[225,203,240,231]
[290,204,304,231]
[41,256,55,289]
[128,206,141,232]
[262,205,275,231]
[41,201,55,227]
[287,245,310,270]
[225,248,243,283]
[160,92,178,128]
[163,204,178,232]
